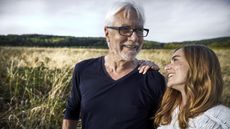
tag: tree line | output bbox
[0,34,229,49]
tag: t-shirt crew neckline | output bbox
[101,56,139,82]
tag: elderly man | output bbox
[62,1,165,129]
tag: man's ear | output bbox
[104,27,110,43]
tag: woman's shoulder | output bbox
[205,105,230,120]
[192,105,230,129]
[206,104,230,114]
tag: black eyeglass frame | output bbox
[106,26,149,37]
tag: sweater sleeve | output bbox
[192,105,230,129]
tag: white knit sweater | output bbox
[157,105,230,129]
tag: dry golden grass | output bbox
[0,47,229,129]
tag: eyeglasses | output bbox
[106,26,149,37]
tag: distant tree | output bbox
[0,34,229,49]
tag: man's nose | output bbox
[129,31,139,42]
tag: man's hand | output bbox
[62,119,78,129]
[138,60,160,74]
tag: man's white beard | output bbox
[119,42,141,61]
[120,50,138,61]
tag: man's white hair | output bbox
[105,0,145,26]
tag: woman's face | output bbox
[165,48,190,92]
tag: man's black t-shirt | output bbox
[64,56,165,129]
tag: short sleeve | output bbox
[64,64,81,120]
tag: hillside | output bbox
[0,34,229,49]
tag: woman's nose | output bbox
[164,63,172,71]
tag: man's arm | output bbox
[62,64,82,129]
[62,119,78,129]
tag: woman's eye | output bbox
[172,58,178,62]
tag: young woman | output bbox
[154,45,230,129]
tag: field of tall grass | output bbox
[0,47,229,129]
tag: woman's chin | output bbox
[166,83,173,88]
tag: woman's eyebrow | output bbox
[171,55,181,60]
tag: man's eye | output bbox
[120,27,131,31]
[136,28,144,34]
[137,28,144,32]
[120,27,131,33]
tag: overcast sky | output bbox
[0,0,230,42]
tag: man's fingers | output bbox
[138,60,160,73]
[143,66,150,74]
[138,66,144,73]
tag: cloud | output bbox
[0,0,229,42]
[144,0,230,42]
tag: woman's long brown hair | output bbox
[154,45,223,129]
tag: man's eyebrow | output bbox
[119,25,143,28]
